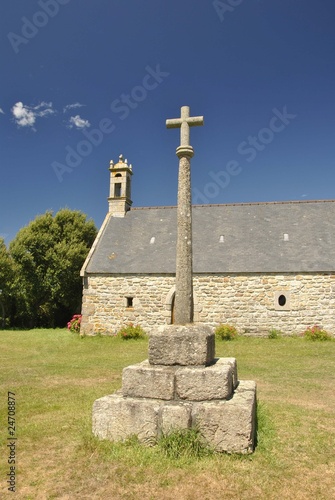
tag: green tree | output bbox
[0,238,14,327]
[10,209,97,328]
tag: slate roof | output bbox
[82,200,335,274]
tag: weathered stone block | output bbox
[192,380,257,454]
[219,357,238,389]
[92,393,162,444]
[159,402,192,435]
[81,303,95,315]
[175,359,233,401]
[92,379,257,453]
[122,360,176,400]
[149,324,215,366]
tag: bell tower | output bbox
[108,154,133,217]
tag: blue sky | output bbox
[1,0,335,243]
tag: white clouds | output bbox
[9,100,90,131]
[11,101,55,130]
[68,115,90,129]
[63,102,85,113]
[0,108,4,114]
[34,101,55,117]
[63,103,90,129]
[12,102,36,128]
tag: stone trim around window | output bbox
[274,291,291,311]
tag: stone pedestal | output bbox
[149,325,215,365]
[92,325,257,454]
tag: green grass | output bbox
[1,330,335,499]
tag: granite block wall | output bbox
[81,273,335,336]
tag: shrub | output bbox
[215,324,238,341]
[67,314,82,333]
[268,329,282,339]
[118,323,146,340]
[301,325,332,341]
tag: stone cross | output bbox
[166,106,204,324]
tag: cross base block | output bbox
[148,324,215,366]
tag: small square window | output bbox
[126,297,133,308]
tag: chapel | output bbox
[80,154,335,336]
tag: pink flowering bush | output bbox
[67,314,82,333]
[301,325,332,341]
[118,323,146,340]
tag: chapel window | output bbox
[278,294,286,307]
[274,291,291,311]
[126,297,134,308]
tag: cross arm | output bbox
[166,116,204,129]
[166,118,182,129]
[187,116,204,127]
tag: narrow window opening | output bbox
[126,297,133,308]
[150,237,155,244]
[126,175,131,198]
[283,233,289,241]
[278,294,286,307]
[219,235,224,243]
[115,183,122,197]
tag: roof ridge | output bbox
[131,199,335,210]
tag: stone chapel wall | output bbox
[81,275,176,335]
[81,273,335,336]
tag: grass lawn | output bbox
[1,330,335,499]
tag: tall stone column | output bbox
[175,149,193,324]
[166,106,204,325]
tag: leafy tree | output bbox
[0,238,14,327]
[10,209,97,328]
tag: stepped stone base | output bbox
[122,358,238,401]
[92,324,257,454]
[93,380,256,454]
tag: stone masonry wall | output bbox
[81,275,176,335]
[81,273,335,336]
